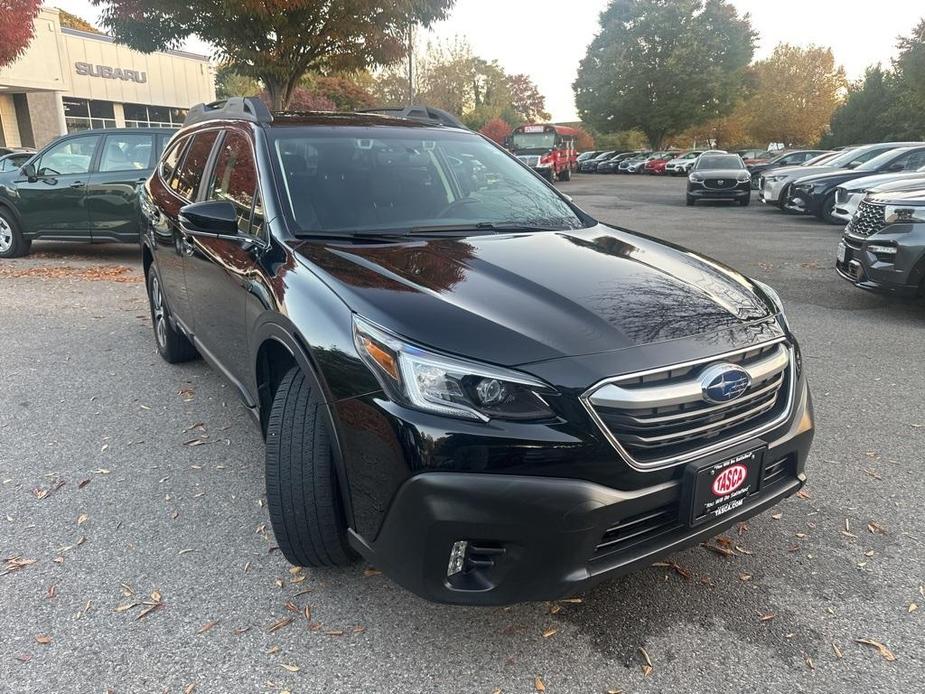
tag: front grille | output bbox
[846,200,887,237]
[583,341,793,469]
[517,155,540,167]
[704,178,737,189]
[592,504,682,561]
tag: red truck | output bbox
[508,124,578,181]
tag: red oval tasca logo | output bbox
[712,464,748,496]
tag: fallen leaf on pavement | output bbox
[868,522,887,534]
[35,634,51,644]
[832,643,843,659]
[2,556,37,575]
[543,627,557,638]
[639,646,654,677]
[534,675,545,692]
[197,621,218,634]
[280,664,300,673]
[854,639,896,661]
[267,617,293,633]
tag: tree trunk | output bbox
[265,79,286,111]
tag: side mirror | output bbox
[21,163,37,181]
[179,200,239,237]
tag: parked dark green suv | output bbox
[0,127,175,258]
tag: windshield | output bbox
[272,129,588,235]
[511,131,556,150]
[595,151,616,160]
[695,155,744,170]
[823,147,886,169]
[854,147,912,172]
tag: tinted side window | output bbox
[173,130,219,200]
[208,130,258,236]
[160,136,187,183]
[100,134,154,173]
[37,135,100,175]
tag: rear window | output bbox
[272,129,586,235]
[696,155,745,170]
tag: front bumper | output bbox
[688,182,750,200]
[349,379,814,605]
[836,229,925,296]
[759,178,787,204]
[785,186,821,215]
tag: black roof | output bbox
[184,97,468,131]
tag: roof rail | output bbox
[184,97,273,127]
[360,105,467,129]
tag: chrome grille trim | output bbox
[581,338,795,471]
[846,200,886,237]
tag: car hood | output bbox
[292,225,775,367]
[840,171,925,192]
[869,187,925,206]
[794,169,872,187]
[762,164,837,180]
[869,176,925,194]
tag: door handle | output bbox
[69,181,85,188]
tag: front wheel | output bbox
[819,192,839,224]
[265,368,356,568]
[739,195,751,207]
[0,209,30,259]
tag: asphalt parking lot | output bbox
[1,173,923,694]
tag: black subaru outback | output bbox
[141,98,814,605]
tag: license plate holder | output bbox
[682,448,764,527]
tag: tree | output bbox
[215,63,261,99]
[302,74,376,110]
[744,44,845,147]
[573,126,595,151]
[479,117,512,144]
[506,74,549,123]
[92,0,455,110]
[260,88,336,112]
[574,0,755,148]
[0,0,41,67]
[58,9,100,33]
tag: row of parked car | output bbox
[577,148,778,177]
[751,141,925,298]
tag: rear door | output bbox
[16,134,100,237]
[86,132,156,243]
[185,127,265,390]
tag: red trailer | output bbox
[508,123,578,182]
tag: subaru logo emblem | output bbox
[699,363,751,404]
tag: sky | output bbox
[52,0,925,121]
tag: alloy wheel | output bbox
[0,217,13,253]
[150,274,167,349]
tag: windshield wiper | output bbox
[409,222,556,234]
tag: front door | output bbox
[17,134,100,238]
[185,128,263,392]
[87,132,156,243]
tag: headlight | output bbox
[688,173,703,182]
[764,175,782,183]
[736,173,751,182]
[353,316,554,421]
[884,204,925,225]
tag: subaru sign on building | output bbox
[0,7,215,149]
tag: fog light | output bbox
[447,540,468,576]
[867,244,896,255]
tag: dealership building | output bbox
[0,7,215,149]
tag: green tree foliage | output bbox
[301,74,376,110]
[91,0,455,110]
[823,22,925,147]
[57,8,100,33]
[215,63,260,99]
[574,0,755,148]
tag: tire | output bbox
[777,184,792,211]
[265,367,355,568]
[739,194,751,207]
[0,208,31,259]
[819,192,838,224]
[559,166,571,182]
[146,267,199,363]
[686,195,695,206]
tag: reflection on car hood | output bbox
[840,171,925,192]
[292,225,775,366]
[869,177,925,194]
